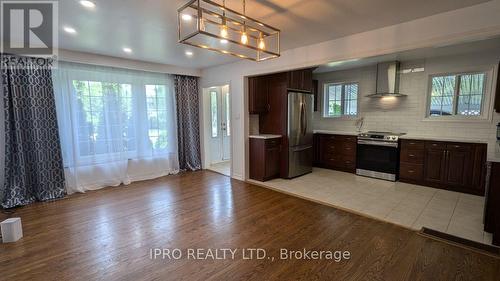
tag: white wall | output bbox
[200,0,500,180]
[313,51,500,158]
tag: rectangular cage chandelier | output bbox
[178,0,280,62]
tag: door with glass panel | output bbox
[209,86,231,164]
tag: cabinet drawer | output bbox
[339,135,357,143]
[401,148,424,164]
[322,154,342,167]
[446,143,472,151]
[425,141,446,150]
[341,142,356,156]
[400,163,424,181]
[265,138,281,148]
[401,140,425,150]
[341,156,356,169]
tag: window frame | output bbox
[425,71,489,120]
[322,81,359,119]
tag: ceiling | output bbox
[58,0,492,69]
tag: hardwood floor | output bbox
[1,170,499,281]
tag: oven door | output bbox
[356,140,399,181]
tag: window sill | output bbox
[322,115,359,120]
[422,116,491,123]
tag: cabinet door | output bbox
[287,70,302,90]
[424,148,447,184]
[265,145,281,179]
[248,76,268,114]
[494,62,500,113]
[445,148,473,187]
[302,69,313,92]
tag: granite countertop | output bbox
[249,134,282,139]
[313,130,358,136]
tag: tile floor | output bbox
[249,168,493,245]
[208,161,231,176]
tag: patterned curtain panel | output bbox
[1,54,66,208]
[174,75,202,171]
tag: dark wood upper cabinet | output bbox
[287,68,313,92]
[248,76,269,114]
[495,62,500,113]
[312,79,319,112]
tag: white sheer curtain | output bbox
[52,62,179,194]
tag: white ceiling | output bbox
[58,0,492,69]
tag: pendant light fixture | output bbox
[178,0,280,61]
[220,0,228,38]
[240,0,248,45]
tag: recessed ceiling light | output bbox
[79,1,96,8]
[63,26,77,34]
[185,51,193,57]
[123,47,132,53]
[220,39,228,44]
[181,14,192,21]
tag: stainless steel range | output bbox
[356,131,406,181]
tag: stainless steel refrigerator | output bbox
[287,91,313,178]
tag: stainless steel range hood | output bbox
[367,61,406,98]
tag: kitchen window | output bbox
[427,72,486,117]
[323,82,358,117]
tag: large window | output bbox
[73,81,135,156]
[428,72,486,117]
[323,82,358,117]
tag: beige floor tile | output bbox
[254,168,490,245]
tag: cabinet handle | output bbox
[345,147,351,150]
[454,145,460,148]
[408,170,414,173]
[409,154,415,157]
[432,144,438,147]
[409,142,416,145]
[267,104,271,111]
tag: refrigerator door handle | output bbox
[292,145,313,152]
[300,102,306,136]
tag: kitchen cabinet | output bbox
[248,76,269,114]
[494,62,500,113]
[312,79,319,112]
[485,162,500,246]
[399,140,425,182]
[423,142,448,184]
[315,134,356,173]
[287,68,313,92]
[400,139,486,195]
[249,137,282,181]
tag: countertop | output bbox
[249,134,282,139]
[401,134,489,144]
[313,130,358,136]
[488,153,500,163]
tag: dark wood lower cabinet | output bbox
[249,137,282,181]
[485,162,500,245]
[314,133,356,173]
[400,139,486,196]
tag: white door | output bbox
[209,87,231,164]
